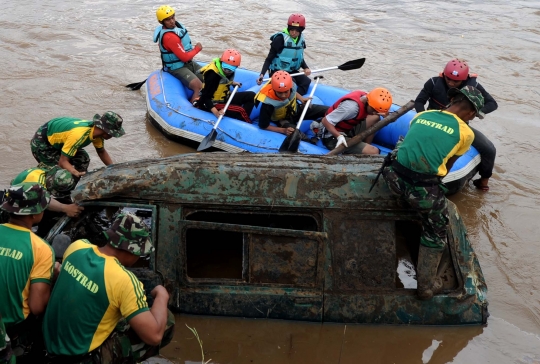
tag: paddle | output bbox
[278,76,323,153]
[125,79,146,91]
[197,85,240,151]
[263,58,365,81]
[326,100,415,156]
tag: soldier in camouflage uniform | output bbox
[30,112,125,178]
[0,183,56,363]
[382,86,484,300]
[43,213,174,364]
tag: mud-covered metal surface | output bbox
[72,153,396,210]
[64,153,488,325]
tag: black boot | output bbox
[416,244,445,300]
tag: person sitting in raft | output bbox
[256,14,311,96]
[316,87,393,153]
[382,86,482,301]
[255,71,328,141]
[30,112,125,178]
[414,58,498,192]
[43,213,175,363]
[0,183,59,362]
[154,5,203,104]
[196,49,255,123]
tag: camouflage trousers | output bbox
[0,315,15,364]
[382,165,449,249]
[30,125,90,172]
[47,310,175,364]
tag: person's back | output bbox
[44,239,147,356]
[0,184,54,329]
[397,109,473,176]
[43,213,174,363]
[0,223,54,327]
[0,183,54,363]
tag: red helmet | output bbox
[288,13,306,28]
[271,71,293,92]
[220,49,241,67]
[443,59,469,81]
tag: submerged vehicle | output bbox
[47,153,488,325]
[144,67,480,194]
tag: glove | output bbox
[335,135,348,149]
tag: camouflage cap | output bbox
[103,213,154,256]
[45,166,77,196]
[447,86,485,119]
[93,111,125,138]
[1,183,50,215]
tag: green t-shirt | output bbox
[397,110,475,176]
[43,240,149,356]
[45,117,104,157]
[0,224,54,327]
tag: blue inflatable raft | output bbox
[144,68,480,194]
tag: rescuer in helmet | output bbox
[256,14,312,96]
[196,49,256,123]
[255,71,327,140]
[153,5,204,104]
[414,59,498,191]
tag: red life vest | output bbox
[325,91,368,133]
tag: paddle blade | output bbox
[125,79,147,91]
[279,129,302,153]
[197,129,218,151]
[338,58,365,71]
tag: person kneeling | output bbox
[43,213,175,363]
[197,49,255,123]
[319,88,393,154]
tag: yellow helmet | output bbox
[156,5,175,22]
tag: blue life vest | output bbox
[269,31,305,73]
[153,22,193,71]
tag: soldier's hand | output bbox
[195,42,203,51]
[257,74,264,85]
[73,171,86,178]
[64,203,84,218]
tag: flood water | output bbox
[1,0,540,363]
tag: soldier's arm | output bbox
[28,283,50,315]
[58,154,85,177]
[96,148,113,166]
[128,285,169,346]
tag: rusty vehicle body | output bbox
[47,152,488,325]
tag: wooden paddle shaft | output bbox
[212,85,240,130]
[326,100,415,156]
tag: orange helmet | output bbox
[220,49,241,67]
[271,71,293,92]
[367,88,393,114]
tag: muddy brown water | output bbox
[1,0,540,362]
